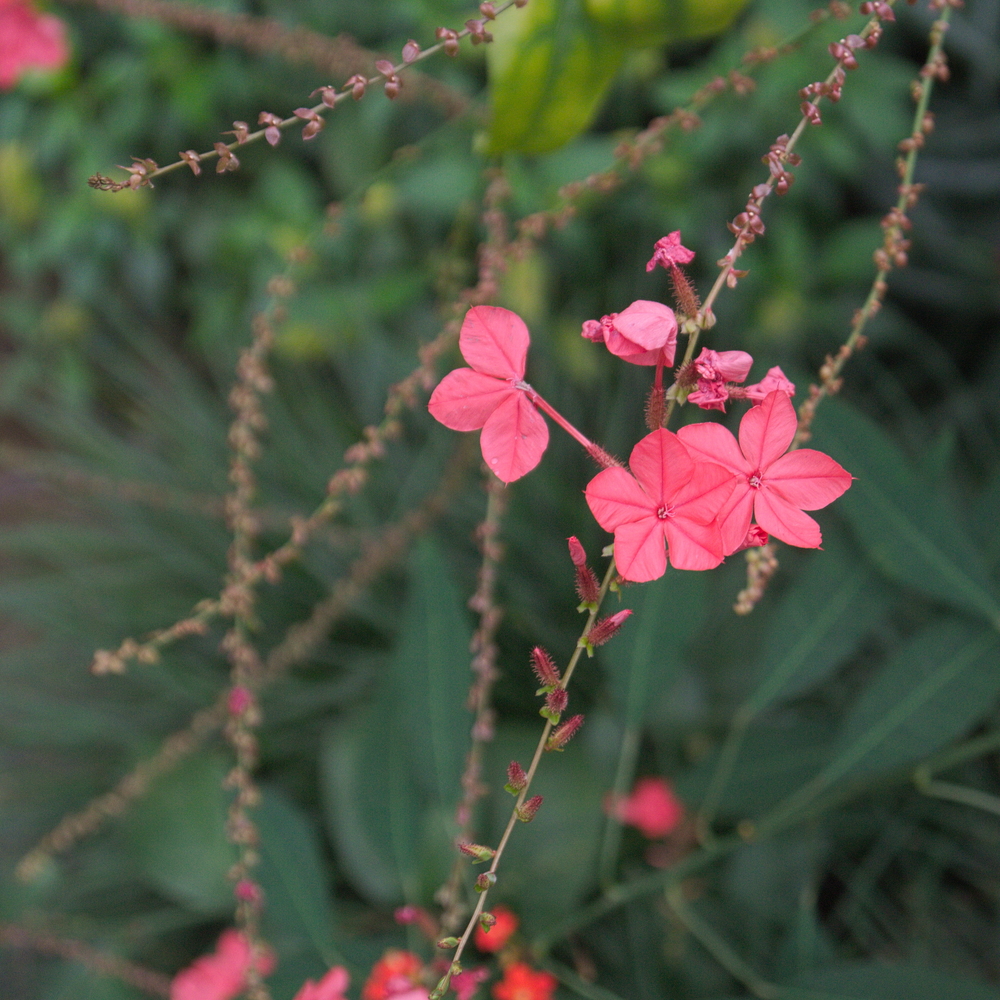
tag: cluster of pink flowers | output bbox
[428,237,852,583]
[0,0,70,90]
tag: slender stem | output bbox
[433,559,619,996]
[526,385,598,454]
[915,779,1000,818]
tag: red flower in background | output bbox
[0,0,70,89]
[473,904,519,952]
[169,930,276,1000]
[608,777,684,839]
[428,306,548,483]
[362,950,427,1000]
[492,963,558,1000]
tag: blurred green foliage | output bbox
[1,1,1000,999]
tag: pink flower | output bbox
[608,776,684,838]
[491,963,558,1000]
[0,0,70,90]
[678,390,852,554]
[451,967,489,1000]
[170,930,276,1000]
[294,967,350,1000]
[428,306,548,483]
[646,231,696,272]
[585,428,735,581]
[743,366,795,403]
[686,348,754,412]
[473,904,518,952]
[362,951,427,1000]
[581,300,678,366]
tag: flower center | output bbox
[656,504,674,520]
[748,471,763,489]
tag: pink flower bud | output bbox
[530,646,560,689]
[402,39,421,62]
[545,714,584,751]
[228,686,253,715]
[583,609,632,649]
[234,879,261,904]
[505,761,527,794]
[516,795,543,822]
[543,687,568,718]
[567,536,587,567]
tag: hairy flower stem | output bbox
[431,558,619,999]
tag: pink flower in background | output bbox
[585,428,734,581]
[581,300,678,366]
[609,777,685,838]
[0,0,70,89]
[678,390,852,553]
[686,348,754,412]
[294,967,350,1000]
[362,951,427,1000]
[743,365,795,403]
[451,967,489,1000]
[170,930,276,1000]
[473,904,519,952]
[428,306,548,483]
[492,963,558,1000]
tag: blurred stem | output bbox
[596,724,641,888]
[914,778,1000,818]
[665,884,779,999]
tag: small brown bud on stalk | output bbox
[505,761,527,793]
[345,74,367,100]
[257,112,283,147]
[475,871,497,891]
[479,911,497,932]
[458,841,496,863]
[435,28,460,56]
[437,937,460,949]
[516,795,543,822]
[546,715,584,751]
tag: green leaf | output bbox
[599,567,707,726]
[256,788,342,969]
[811,401,1000,630]
[790,961,1000,999]
[584,0,750,45]
[320,537,472,905]
[758,618,1000,833]
[485,0,627,155]
[125,751,236,914]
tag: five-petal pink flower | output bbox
[428,306,548,483]
[678,390,852,553]
[585,428,735,581]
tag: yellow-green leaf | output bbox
[584,0,750,45]
[485,0,627,156]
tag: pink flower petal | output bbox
[458,305,529,380]
[738,390,798,470]
[754,489,824,548]
[585,467,655,531]
[673,460,737,526]
[611,300,678,361]
[479,391,548,482]
[627,429,693,506]
[763,449,853,509]
[610,517,668,582]
[677,421,748,476]
[717,487,757,555]
[427,368,515,431]
[663,515,724,570]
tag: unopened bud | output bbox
[516,795,543,822]
[541,686,568,722]
[505,761,527,794]
[475,871,497,892]
[546,714,584,752]
[567,536,587,567]
[479,911,497,932]
[458,842,496,863]
[580,610,632,655]
[437,937,460,949]
[530,646,560,689]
